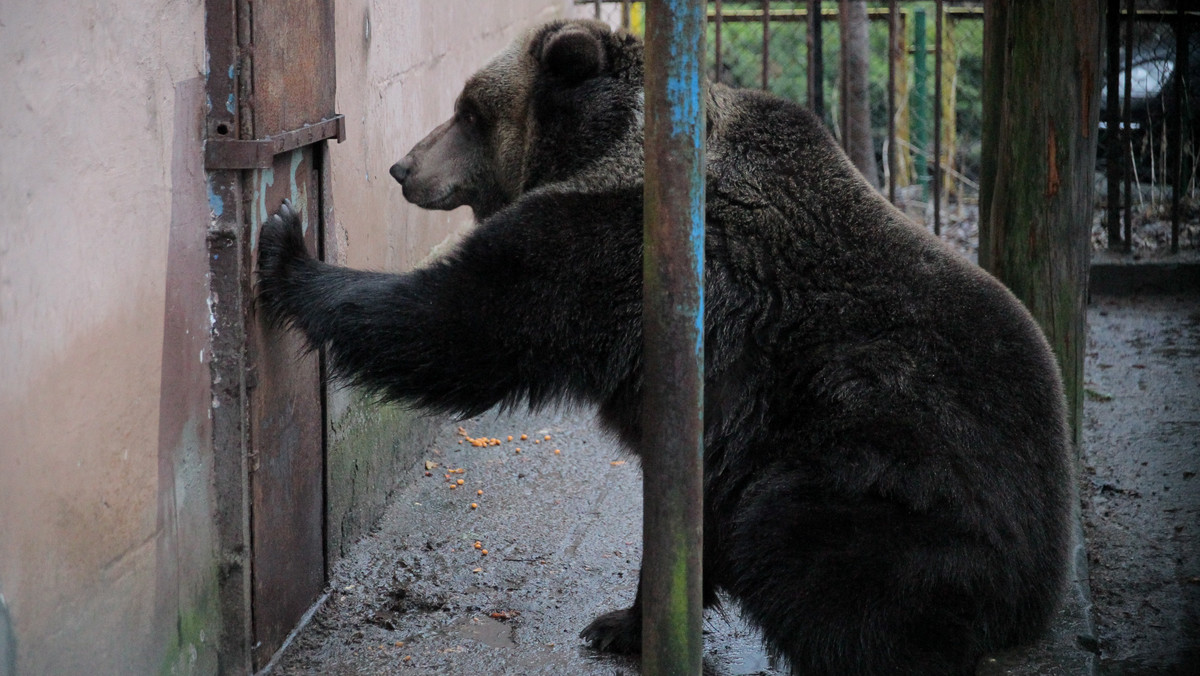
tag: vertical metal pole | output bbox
[1106,0,1122,248]
[839,0,849,150]
[642,1,706,674]
[595,0,602,20]
[913,8,928,200]
[762,0,771,90]
[1171,4,1185,254]
[715,0,723,84]
[1124,0,1134,252]
[808,0,825,120]
[888,0,898,204]
[934,0,943,236]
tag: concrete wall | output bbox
[0,1,588,674]
[0,0,218,674]
[322,0,581,557]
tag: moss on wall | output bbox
[327,395,443,559]
[158,571,221,676]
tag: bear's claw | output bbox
[580,607,642,654]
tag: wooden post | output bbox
[979,0,1103,445]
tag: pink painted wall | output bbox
[0,0,218,672]
[0,1,592,673]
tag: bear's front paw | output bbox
[258,200,310,275]
[580,607,642,654]
[257,200,311,325]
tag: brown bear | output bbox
[257,19,1072,676]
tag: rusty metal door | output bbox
[204,0,341,670]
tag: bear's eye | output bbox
[459,109,479,127]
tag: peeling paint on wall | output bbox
[250,167,276,252]
[288,149,310,235]
[206,178,224,217]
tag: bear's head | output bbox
[389,20,644,220]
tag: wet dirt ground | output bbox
[268,292,1199,676]
[1080,293,1200,675]
[268,406,783,675]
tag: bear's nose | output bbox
[389,158,413,184]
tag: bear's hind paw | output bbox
[580,607,642,654]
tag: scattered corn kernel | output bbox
[520,434,528,440]
[481,549,488,556]
[544,435,552,441]
[554,449,561,455]
[456,478,464,485]
[474,541,482,549]
[470,503,478,509]
[477,489,484,495]
[507,435,514,442]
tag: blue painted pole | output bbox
[642,1,706,674]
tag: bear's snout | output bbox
[389,158,413,185]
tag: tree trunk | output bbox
[979,0,1103,445]
[839,0,880,189]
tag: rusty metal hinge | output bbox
[205,115,346,169]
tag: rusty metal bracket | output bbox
[205,115,346,169]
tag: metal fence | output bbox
[1104,0,1197,254]
[584,1,1198,255]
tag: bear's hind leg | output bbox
[722,473,1004,676]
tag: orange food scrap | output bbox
[481,549,489,556]
[507,435,514,442]
[544,435,552,441]
[474,541,482,549]
[456,478,464,485]
[477,489,484,495]
[611,460,626,466]
[554,449,561,455]
[520,434,528,441]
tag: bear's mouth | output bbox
[404,185,464,211]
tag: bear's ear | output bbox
[539,27,606,83]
